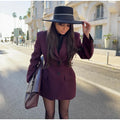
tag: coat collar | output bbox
[44,30,67,61]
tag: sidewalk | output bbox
[3,42,120,70]
[1,42,120,119]
[74,49,120,70]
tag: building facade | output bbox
[25,1,65,42]
[25,1,120,50]
[25,1,44,41]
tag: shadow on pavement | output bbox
[70,80,120,119]
[0,67,120,119]
[0,67,44,119]
[0,50,7,54]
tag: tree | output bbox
[19,16,23,28]
[19,16,22,20]
[10,36,14,42]
[23,15,27,19]
[12,12,17,18]
[27,8,31,17]
[27,30,29,40]
[12,12,17,28]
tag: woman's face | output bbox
[55,22,70,35]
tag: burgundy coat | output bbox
[26,31,94,100]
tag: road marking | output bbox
[77,76,120,97]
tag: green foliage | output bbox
[23,15,27,19]
[12,31,14,34]
[112,39,118,45]
[12,12,17,18]
[27,30,29,40]
[104,33,112,40]
[27,8,31,17]
[19,16,22,20]
[10,36,14,41]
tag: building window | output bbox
[46,1,49,8]
[95,4,104,20]
[60,1,65,5]
[49,1,52,8]
[95,25,102,39]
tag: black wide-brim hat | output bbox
[42,6,83,24]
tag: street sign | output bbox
[14,28,19,37]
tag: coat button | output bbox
[58,61,60,66]
[57,72,60,75]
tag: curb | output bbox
[74,57,120,70]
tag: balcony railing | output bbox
[94,17,105,21]
[89,18,107,25]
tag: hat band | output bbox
[54,14,73,16]
[54,14,74,21]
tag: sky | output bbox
[0,1,31,38]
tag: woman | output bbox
[26,6,94,119]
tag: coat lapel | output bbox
[43,31,67,61]
[54,47,60,58]
[54,38,67,61]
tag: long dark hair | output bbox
[46,22,77,67]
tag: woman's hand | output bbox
[82,21,91,39]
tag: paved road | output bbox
[0,43,120,119]
[73,59,120,93]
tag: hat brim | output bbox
[42,19,84,24]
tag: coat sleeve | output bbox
[26,32,42,83]
[75,32,94,59]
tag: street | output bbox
[73,59,120,94]
[0,43,120,119]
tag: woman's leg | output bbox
[42,97,55,119]
[58,100,70,119]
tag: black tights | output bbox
[43,97,70,119]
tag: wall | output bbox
[26,1,120,50]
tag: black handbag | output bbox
[25,55,44,109]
